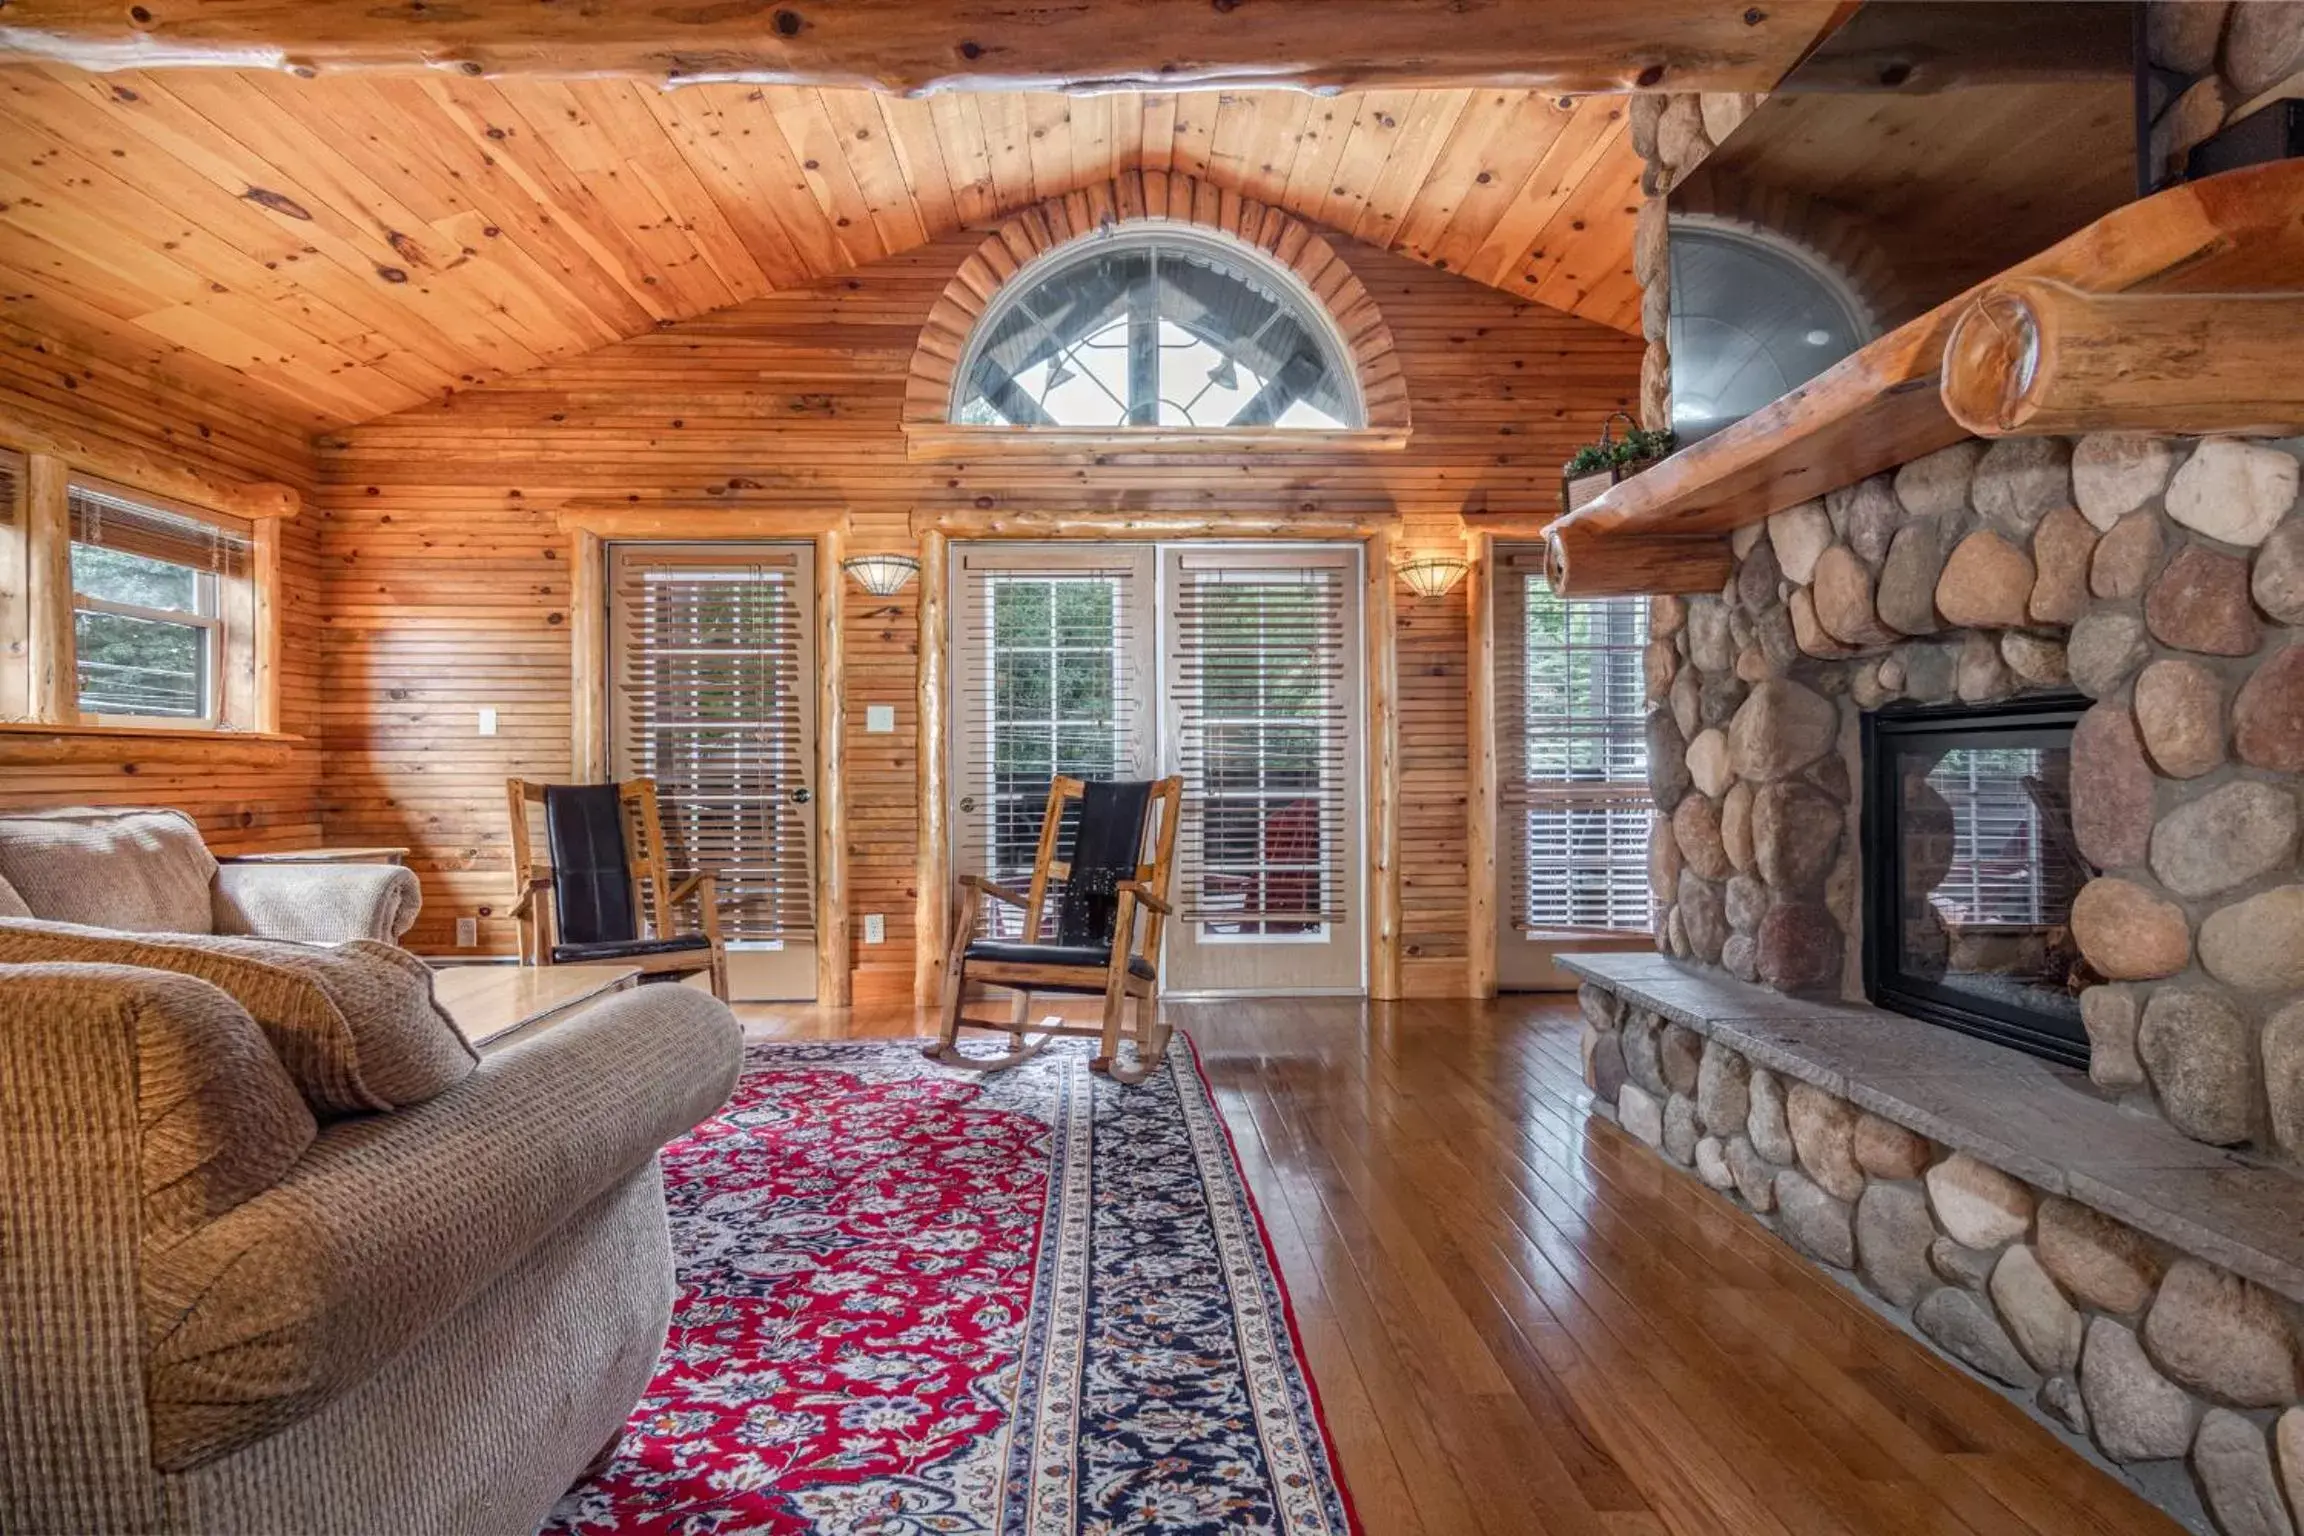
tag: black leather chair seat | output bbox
[550,933,714,965]
[962,939,1155,990]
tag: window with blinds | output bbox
[611,548,814,945]
[954,551,1148,937]
[68,481,249,723]
[1926,747,2083,927]
[1172,556,1350,934]
[1498,551,1653,933]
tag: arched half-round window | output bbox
[953,227,1363,431]
[1667,219,1876,444]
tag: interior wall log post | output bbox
[914,528,951,1008]
[251,518,283,736]
[1366,526,1403,1002]
[24,454,75,727]
[1466,532,1498,1001]
[816,528,852,1009]
[569,529,607,779]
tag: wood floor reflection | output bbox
[732,994,2181,1536]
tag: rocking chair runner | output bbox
[929,775,1183,1083]
[505,778,730,1001]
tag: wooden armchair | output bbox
[505,778,728,1000]
[929,775,1182,1083]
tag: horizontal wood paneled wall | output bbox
[0,319,324,850]
[315,229,1640,985]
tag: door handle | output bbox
[791,787,812,805]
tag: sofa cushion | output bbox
[0,807,218,934]
[0,922,475,1117]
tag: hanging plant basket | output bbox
[1561,412,1675,515]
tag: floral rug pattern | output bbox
[547,1037,1355,1536]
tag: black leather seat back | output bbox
[544,784,638,948]
[1052,779,1154,950]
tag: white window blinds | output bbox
[1171,554,1351,931]
[954,549,1151,936]
[1924,747,2084,928]
[1498,551,1653,933]
[68,482,251,577]
[611,549,814,943]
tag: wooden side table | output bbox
[431,963,641,1052]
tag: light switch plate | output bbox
[863,913,886,944]
[865,704,896,734]
[477,707,498,736]
[455,917,478,947]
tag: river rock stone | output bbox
[1659,1024,1703,1096]
[2166,437,2299,548]
[2148,545,2261,657]
[1579,984,1623,1032]
[1973,436,2071,540]
[1736,537,1782,613]
[2255,519,2304,625]
[1619,1083,1664,1147]
[2029,505,2097,625]
[1621,1009,1666,1097]
[1699,672,1747,730]
[1720,781,1754,873]
[2068,610,2151,698]
[1835,475,1903,563]
[1876,517,1951,635]
[1648,711,1691,810]
[1673,793,1731,881]
[1688,597,1734,673]
[1757,902,1841,991]
[2038,1196,2163,1316]
[1721,934,1759,981]
[1727,874,1768,937]
[1789,587,1859,659]
[1775,1168,1855,1269]
[1898,640,1958,703]
[1956,630,2014,704]
[1663,1092,1700,1164]
[1855,1181,1938,1307]
[1932,1237,1999,1291]
[1677,871,1729,965]
[1694,1135,1736,1190]
[2083,1318,2200,1462]
[2092,510,2165,598]
[2144,1260,2302,1407]
[2226,0,2304,96]
[1585,1028,1629,1102]
[1671,666,1701,741]
[2133,659,2226,778]
[1936,531,2035,629]
[1991,1244,2085,1375]
[2041,1375,2090,1436]
[1686,727,1732,799]
[2200,885,2304,992]
[2074,432,2175,530]
[2193,1409,2297,1536]
[2267,1001,2304,1158]
[1787,1081,1863,1201]
[1725,1134,1777,1210]
[1812,544,1897,646]
[2152,781,2297,899]
[2000,632,2068,687]
[1768,499,1834,585]
[1854,1114,1931,1180]
[2236,643,2304,772]
[2082,984,2147,1089]
[1894,440,1984,520]
[2070,703,2156,870]
[1748,1068,1794,1165]
[1649,809,1683,897]
[1753,780,1843,893]
[2147,1,2225,73]
[1926,1152,2035,1248]
[1651,593,1687,639]
[2138,990,2248,1146]
[1728,678,1838,782]
[1917,1284,2041,1389]
[1696,1041,1750,1137]
[2278,1408,2304,1523]
[2072,877,2191,981]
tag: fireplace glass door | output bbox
[1861,696,2092,1065]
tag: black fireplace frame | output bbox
[1859,692,2093,1068]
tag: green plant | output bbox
[1565,426,1674,479]
[1564,443,1613,476]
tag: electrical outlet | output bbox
[863,913,886,945]
[455,916,478,947]
[477,707,498,737]
[865,704,896,734]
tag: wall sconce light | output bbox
[841,553,921,596]
[1394,552,1470,599]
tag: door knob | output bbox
[791,787,812,805]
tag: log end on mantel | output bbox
[1545,523,1734,598]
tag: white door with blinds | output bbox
[1495,547,1655,989]
[948,542,1363,995]
[609,543,818,1001]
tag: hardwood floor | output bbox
[728,993,2181,1536]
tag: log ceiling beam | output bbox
[0,1,1846,93]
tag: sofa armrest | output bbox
[138,984,742,1471]
[213,862,423,943]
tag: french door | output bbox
[950,542,1363,995]
[609,543,818,1000]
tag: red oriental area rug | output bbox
[547,1036,1358,1536]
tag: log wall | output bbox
[313,229,1642,993]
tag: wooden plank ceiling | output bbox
[0,67,1645,428]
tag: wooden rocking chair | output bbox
[928,775,1182,1083]
[505,777,729,1001]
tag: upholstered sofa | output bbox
[0,807,422,944]
[0,934,742,1532]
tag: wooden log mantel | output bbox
[0,1,1843,92]
[1941,277,2304,437]
[1520,158,2304,595]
